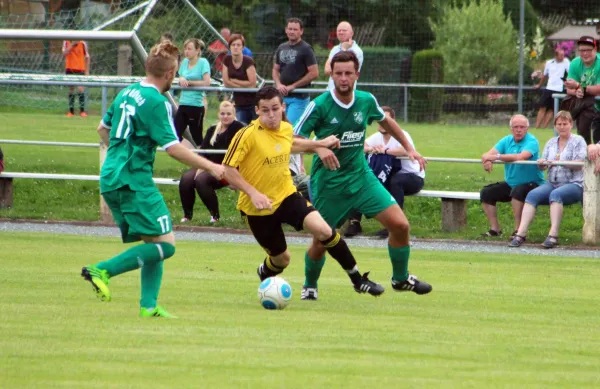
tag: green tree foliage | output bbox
[431,0,518,84]
[409,49,444,121]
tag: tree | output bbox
[431,0,518,84]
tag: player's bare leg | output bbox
[302,211,384,299]
[375,204,432,295]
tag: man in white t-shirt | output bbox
[534,48,570,129]
[324,21,364,90]
[344,106,425,238]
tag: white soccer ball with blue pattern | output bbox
[257,276,292,310]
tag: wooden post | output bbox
[99,144,114,224]
[0,177,14,208]
[582,159,600,245]
[440,198,467,232]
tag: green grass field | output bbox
[0,111,591,245]
[1,232,599,388]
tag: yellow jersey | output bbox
[223,119,298,216]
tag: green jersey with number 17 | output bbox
[294,89,385,196]
[99,81,179,194]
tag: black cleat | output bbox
[257,264,268,281]
[301,286,318,300]
[344,220,363,238]
[353,271,385,296]
[391,274,432,295]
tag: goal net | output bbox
[0,0,233,114]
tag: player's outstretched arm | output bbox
[291,135,340,153]
[223,166,272,211]
[166,143,224,180]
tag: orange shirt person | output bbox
[62,40,90,117]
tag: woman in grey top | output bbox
[510,111,586,248]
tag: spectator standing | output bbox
[62,39,90,117]
[324,21,364,90]
[208,28,231,77]
[345,106,425,239]
[272,17,319,184]
[175,38,211,146]
[564,36,600,144]
[479,114,546,238]
[534,48,570,129]
[0,146,4,174]
[222,34,258,124]
[179,101,245,223]
[509,111,586,249]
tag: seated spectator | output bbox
[222,34,257,124]
[480,114,546,238]
[345,106,424,238]
[509,111,586,248]
[0,146,4,173]
[178,101,244,223]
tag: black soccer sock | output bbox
[78,93,85,112]
[68,93,75,114]
[259,256,284,279]
[321,231,362,285]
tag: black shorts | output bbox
[65,69,85,75]
[480,181,539,205]
[537,89,556,110]
[242,192,316,256]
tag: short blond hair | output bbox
[145,40,179,77]
[554,110,573,124]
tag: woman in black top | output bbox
[179,101,245,223]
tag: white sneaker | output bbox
[180,217,190,223]
[210,216,218,223]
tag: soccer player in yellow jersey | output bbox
[223,86,384,296]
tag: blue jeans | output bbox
[283,96,310,125]
[525,182,583,207]
[235,105,257,125]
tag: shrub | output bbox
[409,49,444,122]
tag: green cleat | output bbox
[139,306,177,318]
[81,266,111,302]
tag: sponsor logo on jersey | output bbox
[353,112,363,124]
[262,154,290,166]
[274,143,282,152]
[341,130,364,143]
[330,117,339,124]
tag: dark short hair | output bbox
[331,50,359,72]
[381,106,395,119]
[287,17,303,29]
[255,86,283,107]
[228,33,245,47]
[161,32,174,41]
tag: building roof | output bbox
[547,22,600,41]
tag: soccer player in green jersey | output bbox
[80,41,225,318]
[294,51,433,300]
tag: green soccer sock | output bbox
[140,260,164,309]
[304,252,326,288]
[95,243,167,277]
[389,245,410,282]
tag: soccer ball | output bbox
[257,276,292,310]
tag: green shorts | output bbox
[311,172,397,228]
[102,187,172,243]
